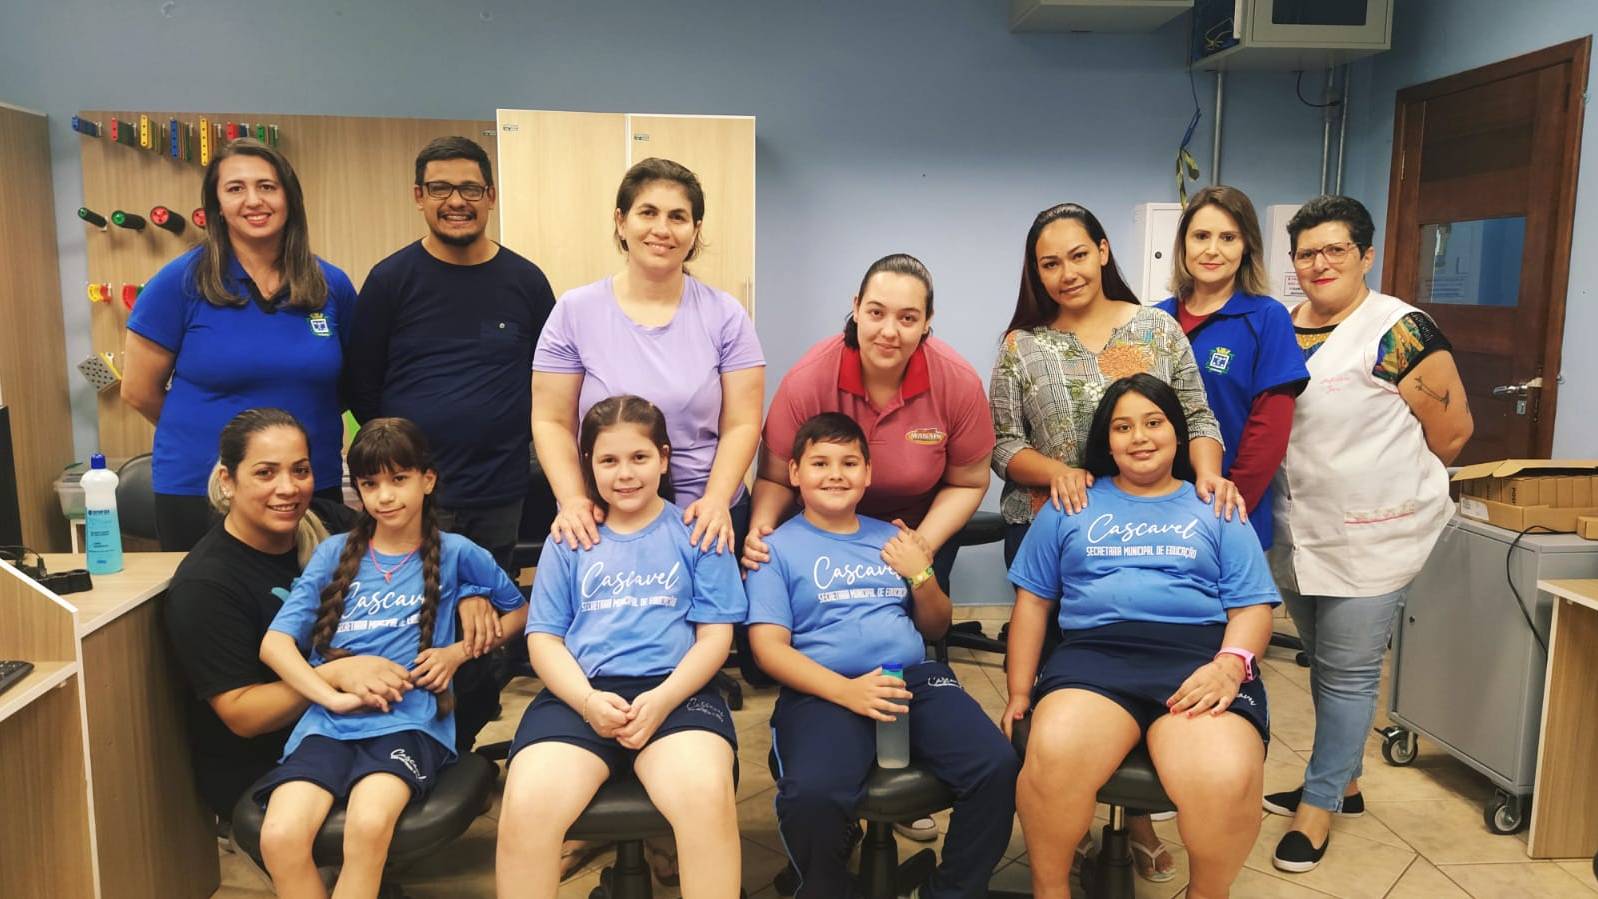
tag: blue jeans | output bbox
[1281,585,1408,812]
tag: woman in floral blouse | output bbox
[990,202,1241,883]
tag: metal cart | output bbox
[1379,513,1598,834]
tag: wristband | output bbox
[580,689,597,725]
[908,566,936,590]
[1215,647,1256,684]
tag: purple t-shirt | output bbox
[534,275,765,504]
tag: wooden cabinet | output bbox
[0,102,75,551]
[495,109,756,315]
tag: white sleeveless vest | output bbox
[1271,290,1452,597]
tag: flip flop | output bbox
[1130,837,1177,883]
[559,839,608,881]
[645,837,680,887]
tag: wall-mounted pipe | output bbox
[1212,70,1226,186]
[1335,64,1351,194]
[1319,66,1336,194]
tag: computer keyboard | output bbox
[0,660,35,696]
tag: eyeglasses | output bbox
[421,181,488,202]
[1292,241,1359,268]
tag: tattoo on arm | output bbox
[1413,376,1451,409]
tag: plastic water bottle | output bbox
[875,663,910,769]
[82,454,123,574]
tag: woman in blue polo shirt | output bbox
[1155,186,1309,547]
[122,138,357,551]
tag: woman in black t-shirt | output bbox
[164,409,416,819]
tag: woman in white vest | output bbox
[1266,195,1473,873]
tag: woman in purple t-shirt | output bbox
[532,157,765,557]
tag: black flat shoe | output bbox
[1263,786,1364,817]
[1273,830,1330,873]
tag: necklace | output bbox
[369,543,419,583]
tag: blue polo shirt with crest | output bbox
[127,245,357,496]
[1156,291,1308,547]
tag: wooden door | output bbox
[1382,38,1589,462]
[496,109,756,314]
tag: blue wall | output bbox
[0,0,1363,596]
[1342,0,1598,455]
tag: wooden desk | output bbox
[0,554,218,899]
[1530,578,1598,858]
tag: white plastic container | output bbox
[875,663,910,769]
[81,454,123,574]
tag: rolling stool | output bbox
[230,752,497,898]
[566,770,748,899]
[934,511,1009,663]
[1012,717,1174,899]
[767,749,952,898]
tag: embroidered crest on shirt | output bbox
[308,312,331,337]
[1206,346,1233,374]
[904,427,947,446]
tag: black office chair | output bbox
[114,453,159,541]
[766,750,1029,899]
[564,774,693,899]
[230,752,497,898]
[1011,716,1174,899]
[934,512,1009,663]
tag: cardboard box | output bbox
[1578,515,1598,541]
[1453,459,1598,532]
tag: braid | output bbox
[417,505,453,718]
[311,515,373,662]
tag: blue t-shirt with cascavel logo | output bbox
[126,245,358,496]
[1009,479,1280,632]
[744,514,926,678]
[525,502,748,678]
[269,531,525,760]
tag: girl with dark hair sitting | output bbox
[1003,374,1278,899]
[255,418,526,899]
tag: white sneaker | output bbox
[894,816,939,842]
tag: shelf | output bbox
[0,661,77,725]
[1009,0,1191,33]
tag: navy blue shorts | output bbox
[508,675,738,776]
[1034,621,1270,743]
[252,731,451,807]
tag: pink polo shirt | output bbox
[763,335,994,527]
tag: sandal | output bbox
[1129,837,1176,883]
[559,839,607,881]
[644,837,680,887]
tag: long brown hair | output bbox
[193,138,328,311]
[579,395,676,514]
[1004,203,1138,335]
[1169,185,1269,299]
[311,418,452,717]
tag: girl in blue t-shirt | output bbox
[497,395,746,899]
[257,418,526,899]
[1003,374,1279,899]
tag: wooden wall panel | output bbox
[0,103,75,551]
[77,111,497,458]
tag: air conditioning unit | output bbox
[1192,0,1392,71]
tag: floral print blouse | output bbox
[989,305,1222,524]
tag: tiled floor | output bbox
[213,606,1598,898]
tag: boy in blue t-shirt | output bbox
[747,412,1019,899]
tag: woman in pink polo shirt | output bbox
[744,252,993,597]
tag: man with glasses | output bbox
[347,135,556,752]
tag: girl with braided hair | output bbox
[257,417,526,899]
